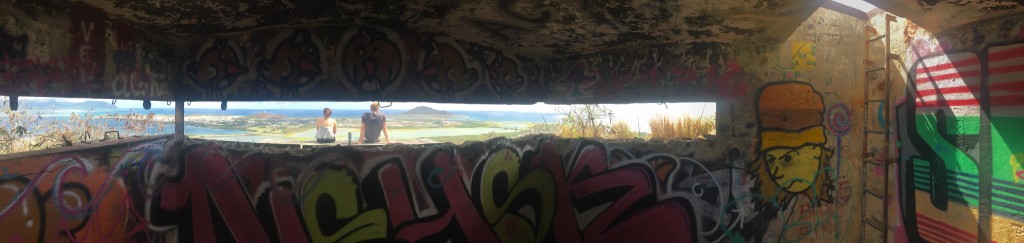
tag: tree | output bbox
[1,96,168,155]
[557,104,611,138]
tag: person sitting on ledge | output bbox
[358,102,390,144]
[315,108,337,143]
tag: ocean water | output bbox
[3,108,560,136]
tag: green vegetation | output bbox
[1,97,168,155]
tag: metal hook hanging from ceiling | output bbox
[9,96,18,111]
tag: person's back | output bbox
[362,111,385,141]
[316,108,336,143]
[359,102,390,144]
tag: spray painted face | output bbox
[764,145,823,193]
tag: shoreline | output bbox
[187,121,537,145]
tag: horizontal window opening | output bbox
[0,97,715,152]
[177,101,715,145]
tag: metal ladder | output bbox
[861,14,897,243]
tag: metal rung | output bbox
[866,99,886,102]
[864,218,886,231]
[865,189,885,199]
[864,160,884,166]
[865,130,885,134]
[866,67,886,73]
[869,34,887,41]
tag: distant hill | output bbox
[401,106,454,116]
[19,100,117,110]
[248,112,289,120]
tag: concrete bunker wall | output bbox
[0,136,731,242]
[884,11,1024,243]
[0,1,179,101]
[4,0,1024,241]
[0,6,881,242]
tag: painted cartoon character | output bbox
[751,81,834,208]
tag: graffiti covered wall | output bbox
[891,10,1024,243]
[181,27,540,103]
[0,136,751,242]
[1,0,838,106]
[0,2,178,100]
[179,26,767,104]
[725,7,866,242]
[0,2,897,242]
[0,137,174,242]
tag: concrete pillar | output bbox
[175,99,185,137]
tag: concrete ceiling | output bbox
[866,0,1024,32]
[70,0,826,58]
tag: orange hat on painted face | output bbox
[757,82,826,151]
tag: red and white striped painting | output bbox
[913,52,982,116]
[988,43,1024,117]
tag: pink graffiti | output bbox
[155,145,305,242]
[379,141,695,242]
[1017,171,1024,180]
[48,138,703,242]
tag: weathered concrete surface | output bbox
[877,10,1024,243]
[866,0,1024,33]
[0,1,179,100]
[7,0,1024,241]
[0,6,882,241]
[71,0,825,58]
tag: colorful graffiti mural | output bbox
[143,138,710,242]
[0,139,170,242]
[0,135,858,242]
[898,42,1024,242]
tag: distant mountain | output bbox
[248,112,289,120]
[401,106,454,116]
[19,100,116,110]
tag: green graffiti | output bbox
[477,149,556,243]
[301,166,388,242]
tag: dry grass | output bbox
[648,114,715,139]
[1,97,168,155]
[607,120,636,139]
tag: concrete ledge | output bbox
[0,134,175,161]
[190,138,411,150]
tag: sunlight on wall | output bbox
[832,0,877,13]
